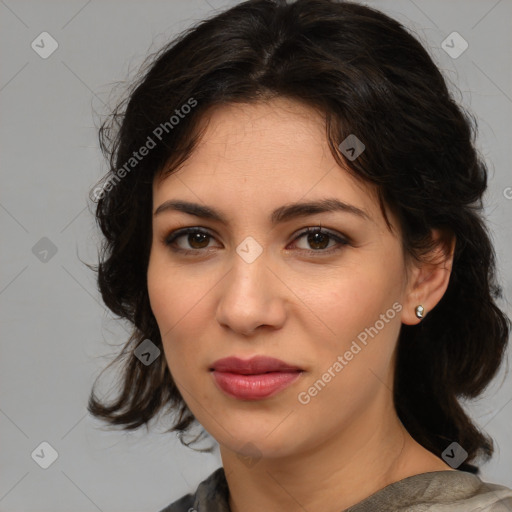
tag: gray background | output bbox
[1,0,511,510]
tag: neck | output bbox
[220,401,452,512]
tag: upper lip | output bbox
[210,356,302,374]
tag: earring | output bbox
[415,305,425,319]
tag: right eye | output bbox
[163,227,219,254]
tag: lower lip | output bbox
[211,370,303,400]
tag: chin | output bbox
[215,427,298,460]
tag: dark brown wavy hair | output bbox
[87,0,510,474]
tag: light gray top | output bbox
[158,466,512,512]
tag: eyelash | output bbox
[162,225,350,257]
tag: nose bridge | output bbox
[216,238,285,334]
[233,240,266,290]
[225,239,269,306]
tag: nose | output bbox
[215,250,287,336]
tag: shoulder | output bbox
[157,467,229,512]
[157,493,194,512]
[466,475,512,512]
[407,470,512,511]
[346,470,512,512]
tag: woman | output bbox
[87,0,512,510]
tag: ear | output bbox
[401,228,456,326]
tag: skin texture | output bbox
[147,97,456,512]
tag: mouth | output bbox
[210,355,303,374]
[209,356,304,400]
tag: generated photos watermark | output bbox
[297,301,403,405]
[92,97,198,200]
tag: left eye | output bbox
[292,227,349,252]
[163,226,349,254]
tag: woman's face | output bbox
[147,97,415,460]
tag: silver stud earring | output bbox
[415,305,425,319]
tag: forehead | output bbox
[153,98,383,226]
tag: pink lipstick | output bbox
[210,356,303,400]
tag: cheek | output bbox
[312,269,392,345]
[147,254,187,366]
[147,248,201,332]
[294,273,402,428]
[300,252,404,389]
[146,252,214,377]
[147,261,175,332]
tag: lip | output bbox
[210,356,303,401]
[210,356,302,374]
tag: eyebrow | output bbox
[154,198,371,225]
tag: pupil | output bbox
[309,232,329,250]
[190,233,209,249]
